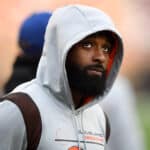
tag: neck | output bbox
[71,88,94,109]
[71,89,83,109]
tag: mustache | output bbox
[84,64,105,72]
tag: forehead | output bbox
[81,31,116,45]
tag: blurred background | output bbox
[0,0,149,149]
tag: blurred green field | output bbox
[137,94,150,150]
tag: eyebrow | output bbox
[84,31,116,46]
[81,36,112,45]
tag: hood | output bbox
[36,4,123,111]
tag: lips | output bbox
[87,67,104,76]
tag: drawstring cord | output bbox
[71,106,88,150]
[71,105,81,149]
[81,110,87,150]
[71,97,93,150]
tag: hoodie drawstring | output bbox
[81,110,87,150]
[71,105,81,149]
[71,105,88,150]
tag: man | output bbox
[4,11,52,93]
[0,4,123,150]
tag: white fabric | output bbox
[0,101,27,150]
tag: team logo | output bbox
[68,146,83,150]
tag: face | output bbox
[66,31,115,97]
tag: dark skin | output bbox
[66,33,114,108]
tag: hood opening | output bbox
[106,33,118,77]
[36,5,123,112]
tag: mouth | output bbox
[87,67,104,76]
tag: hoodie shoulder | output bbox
[0,100,27,149]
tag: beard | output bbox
[66,62,106,97]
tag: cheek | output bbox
[71,49,92,67]
[105,56,110,66]
[102,56,110,71]
[105,56,112,76]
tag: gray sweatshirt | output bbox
[0,4,123,150]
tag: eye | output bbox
[81,41,93,49]
[102,45,112,54]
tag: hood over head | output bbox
[36,4,123,111]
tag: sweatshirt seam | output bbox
[73,6,93,31]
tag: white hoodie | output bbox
[0,4,123,150]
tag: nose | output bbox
[92,48,107,63]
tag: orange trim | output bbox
[82,97,93,105]
[68,146,80,150]
[84,135,104,142]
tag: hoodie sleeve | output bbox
[0,100,27,150]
